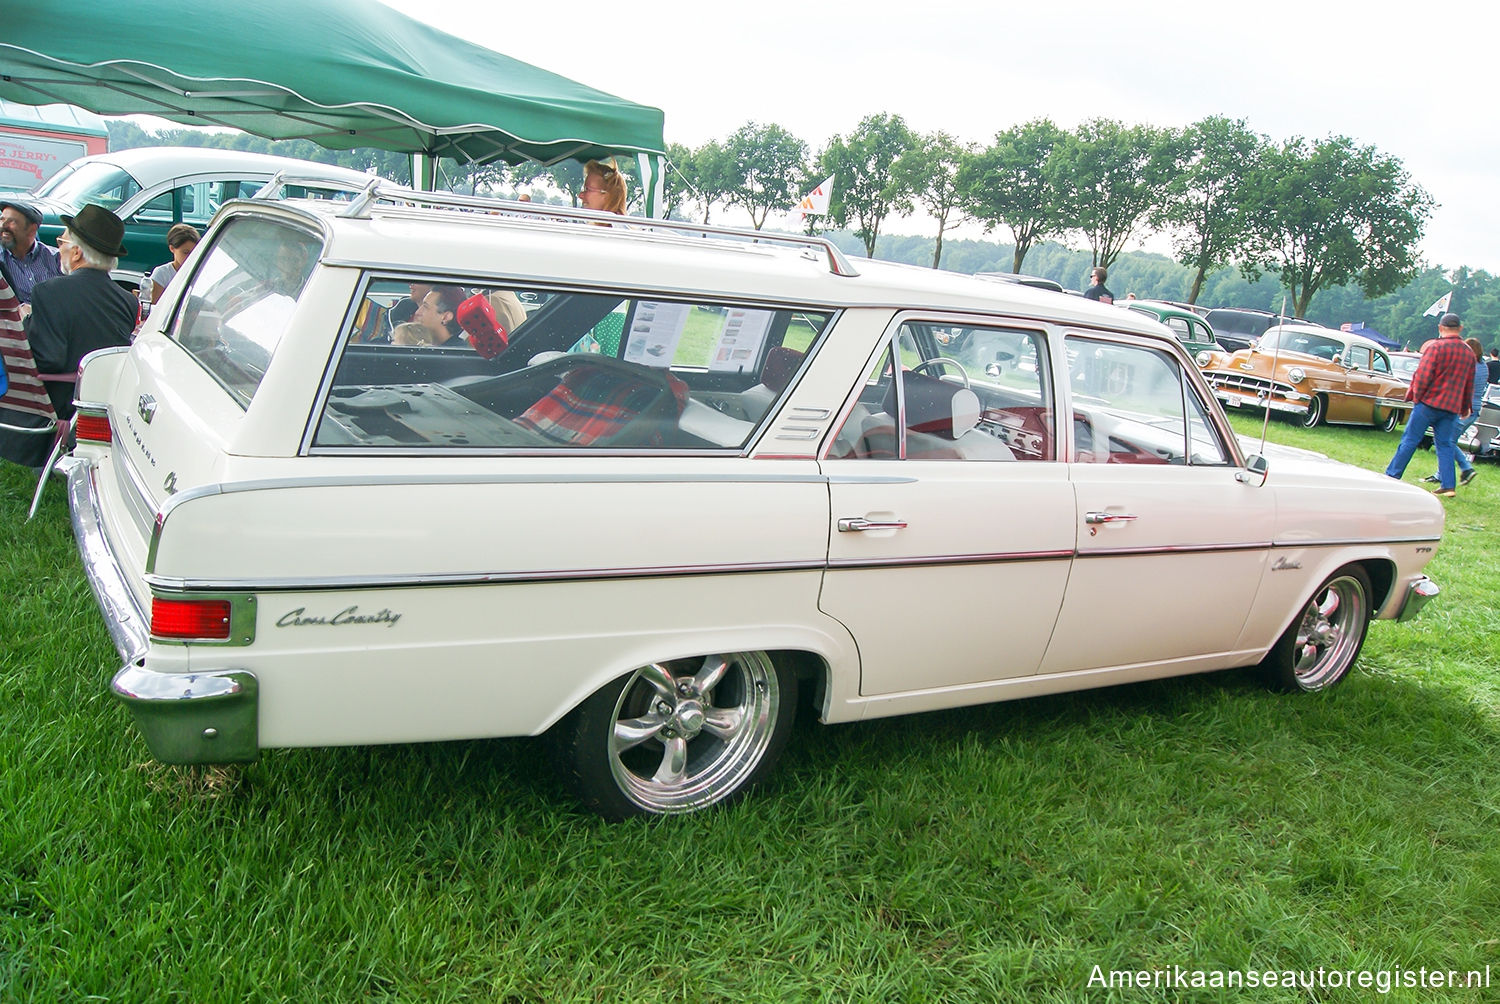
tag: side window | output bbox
[1166,317,1192,342]
[168,218,321,408]
[129,188,175,225]
[1190,320,1211,344]
[313,279,833,452]
[1372,351,1391,374]
[1066,335,1229,465]
[829,321,1053,461]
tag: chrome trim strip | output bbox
[827,550,1074,570]
[68,459,149,666]
[1271,536,1443,548]
[145,558,829,593]
[1078,542,1271,557]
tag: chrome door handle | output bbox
[1084,511,1139,525]
[838,517,908,532]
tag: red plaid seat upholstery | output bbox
[515,360,688,447]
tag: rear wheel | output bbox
[1300,394,1325,428]
[1259,566,1372,692]
[1378,407,1401,433]
[551,651,796,819]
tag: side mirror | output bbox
[1235,453,1270,486]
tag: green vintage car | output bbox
[1123,300,1221,357]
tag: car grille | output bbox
[1204,372,1294,398]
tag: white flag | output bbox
[791,175,835,222]
[1422,290,1452,317]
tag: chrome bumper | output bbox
[1395,575,1439,622]
[68,457,259,764]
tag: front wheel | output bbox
[1299,394,1325,428]
[1259,566,1372,692]
[551,651,797,819]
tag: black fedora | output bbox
[60,203,128,257]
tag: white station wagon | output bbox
[66,185,1444,819]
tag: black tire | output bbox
[1299,394,1325,428]
[551,651,796,820]
[1259,566,1372,692]
[1378,407,1400,433]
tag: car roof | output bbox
[1127,301,1206,325]
[255,196,1176,335]
[1264,323,1389,352]
[57,146,375,188]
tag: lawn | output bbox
[2,416,1496,1002]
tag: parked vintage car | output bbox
[1198,323,1412,430]
[1121,299,1220,357]
[64,186,1443,819]
[1389,350,1421,384]
[1203,307,1296,353]
[26,147,373,287]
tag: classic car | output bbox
[1198,323,1411,430]
[26,146,373,287]
[1203,307,1297,353]
[64,186,1443,819]
[1121,299,1221,357]
[1389,350,1421,384]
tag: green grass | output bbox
[3,418,1497,1002]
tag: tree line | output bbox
[105,119,1495,351]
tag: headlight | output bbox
[1287,367,1305,383]
[1196,351,1213,367]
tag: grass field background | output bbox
[1,414,1495,1001]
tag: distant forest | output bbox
[106,122,1500,354]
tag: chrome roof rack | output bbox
[305,178,861,278]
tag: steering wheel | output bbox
[911,356,971,390]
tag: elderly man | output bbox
[1384,312,1477,498]
[26,204,137,419]
[1,199,62,307]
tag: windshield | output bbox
[1260,328,1346,361]
[32,161,142,213]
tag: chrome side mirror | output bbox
[1236,453,1270,486]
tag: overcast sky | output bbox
[380,0,1497,274]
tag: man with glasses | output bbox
[26,204,137,419]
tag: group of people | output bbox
[1385,312,1494,497]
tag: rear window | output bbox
[1205,310,1273,338]
[166,217,320,408]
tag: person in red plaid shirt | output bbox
[1384,312,1477,496]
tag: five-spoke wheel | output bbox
[553,651,796,819]
[1260,566,1371,692]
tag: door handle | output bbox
[838,517,908,532]
[1084,511,1139,525]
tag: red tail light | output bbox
[151,598,232,640]
[75,410,112,444]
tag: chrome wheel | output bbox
[1261,567,1371,692]
[1379,408,1400,433]
[1300,394,1325,428]
[557,651,795,818]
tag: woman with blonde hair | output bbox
[578,159,627,216]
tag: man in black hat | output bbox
[25,203,138,419]
[0,199,62,307]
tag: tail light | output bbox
[74,407,112,444]
[151,597,232,641]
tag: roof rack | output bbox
[256,174,860,278]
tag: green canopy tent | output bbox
[0,0,666,209]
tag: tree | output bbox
[721,122,808,230]
[818,113,917,257]
[895,132,970,268]
[1052,119,1179,270]
[1160,116,1267,304]
[666,139,736,224]
[957,118,1068,274]
[1242,135,1435,317]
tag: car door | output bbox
[1330,342,1379,424]
[1043,333,1275,676]
[819,318,1075,697]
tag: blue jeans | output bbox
[1448,411,1478,473]
[1386,401,1460,489]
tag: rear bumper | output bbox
[68,456,260,764]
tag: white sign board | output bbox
[0,132,88,191]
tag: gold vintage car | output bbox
[1198,323,1409,430]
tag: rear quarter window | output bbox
[166,217,320,408]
